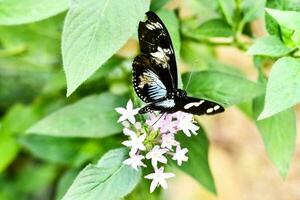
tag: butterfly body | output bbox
[133,12,224,116]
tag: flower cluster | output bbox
[115,100,200,193]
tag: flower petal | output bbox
[115,107,126,114]
[122,140,132,147]
[150,179,159,193]
[145,173,155,179]
[127,99,133,110]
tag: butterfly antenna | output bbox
[184,70,194,91]
[151,113,166,127]
[184,57,203,91]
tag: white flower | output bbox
[134,122,142,130]
[172,145,188,166]
[122,131,146,154]
[146,145,168,168]
[161,133,178,150]
[145,167,175,193]
[123,154,146,170]
[122,121,130,128]
[115,100,139,124]
[123,127,134,136]
[177,114,199,137]
[146,113,164,131]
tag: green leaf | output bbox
[56,169,80,200]
[191,18,233,37]
[265,0,283,36]
[20,135,86,165]
[26,93,126,138]
[42,56,123,94]
[247,36,293,57]
[266,8,300,30]
[150,0,170,11]
[62,148,141,200]
[14,163,57,195]
[0,104,40,172]
[253,95,296,178]
[258,57,300,119]
[1,104,40,135]
[0,0,69,25]
[125,181,160,200]
[182,71,264,106]
[217,0,235,25]
[0,135,18,172]
[174,128,216,193]
[62,0,150,96]
[0,63,50,109]
[241,0,266,23]
[186,0,219,22]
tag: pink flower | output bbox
[161,133,178,150]
[159,114,177,134]
[146,113,163,130]
[177,113,199,137]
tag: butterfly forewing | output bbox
[133,11,225,116]
[138,11,178,89]
[176,96,225,115]
[132,55,167,103]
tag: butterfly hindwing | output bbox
[138,11,178,89]
[175,96,225,115]
[132,55,167,103]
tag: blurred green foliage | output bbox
[0,0,300,199]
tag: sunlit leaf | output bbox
[247,36,293,57]
[241,0,266,23]
[182,71,264,106]
[258,57,300,119]
[0,0,69,25]
[217,0,235,25]
[253,94,296,178]
[191,18,233,37]
[27,93,126,138]
[62,148,141,200]
[62,0,150,96]
[266,8,300,30]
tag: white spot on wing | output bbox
[214,105,220,110]
[206,108,214,113]
[184,100,204,109]
[151,22,163,29]
[146,24,155,30]
[150,47,169,68]
[155,99,175,108]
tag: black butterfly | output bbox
[132,11,224,115]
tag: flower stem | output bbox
[0,45,27,58]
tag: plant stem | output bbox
[182,34,250,51]
[0,45,27,58]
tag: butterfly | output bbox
[132,11,224,115]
